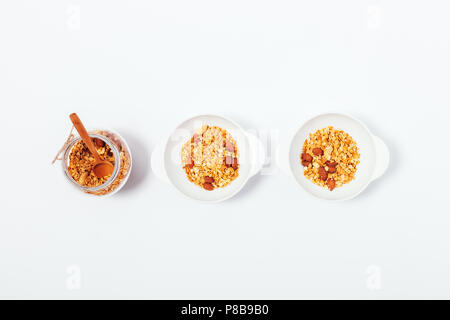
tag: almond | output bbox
[204,176,214,183]
[302,160,311,167]
[203,182,214,191]
[92,138,105,148]
[301,153,313,167]
[301,153,313,162]
[185,157,194,169]
[225,156,233,166]
[232,158,239,170]
[192,134,201,143]
[325,161,338,167]
[327,166,337,173]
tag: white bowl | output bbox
[151,114,265,203]
[289,113,389,201]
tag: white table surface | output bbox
[1,0,449,299]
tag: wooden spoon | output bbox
[69,113,114,178]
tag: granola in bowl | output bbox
[55,128,132,196]
[301,126,360,191]
[68,137,116,188]
[181,125,239,191]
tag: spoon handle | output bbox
[69,113,102,162]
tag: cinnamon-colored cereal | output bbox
[181,125,239,191]
[68,138,115,188]
[301,126,360,191]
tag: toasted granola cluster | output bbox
[181,125,239,191]
[301,126,360,191]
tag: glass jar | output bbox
[61,129,132,196]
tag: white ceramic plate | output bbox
[151,114,265,203]
[289,113,389,201]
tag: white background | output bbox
[0,0,449,299]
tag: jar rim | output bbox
[62,133,121,192]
